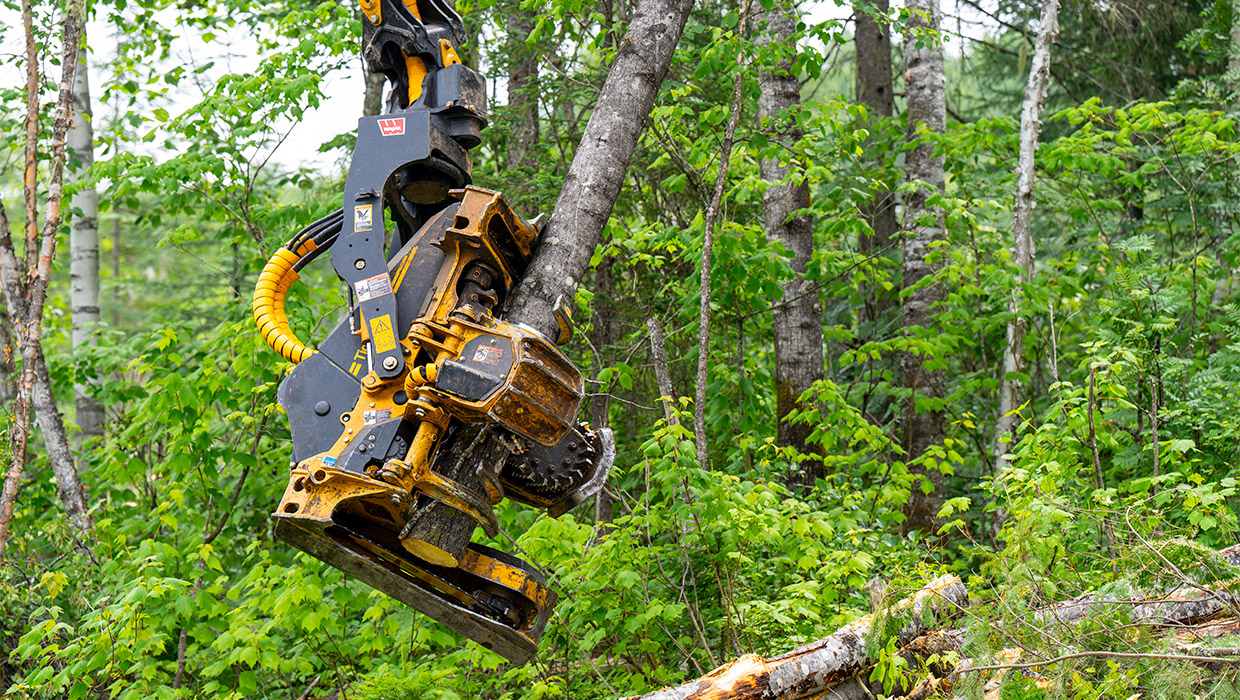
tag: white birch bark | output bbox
[69,41,102,441]
[990,0,1061,532]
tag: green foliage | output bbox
[9,0,1240,698]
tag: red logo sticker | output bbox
[378,118,406,136]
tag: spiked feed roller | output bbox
[251,0,613,664]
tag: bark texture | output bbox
[990,0,1060,536]
[33,348,91,531]
[505,0,696,339]
[621,575,968,700]
[69,42,103,441]
[415,0,697,557]
[0,0,92,561]
[620,546,1240,700]
[648,317,679,425]
[1232,0,1240,79]
[854,0,898,328]
[362,67,385,117]
[899,0,948,536]
[756,2,823,492]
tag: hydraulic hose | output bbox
[253,238,320,364]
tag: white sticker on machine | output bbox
[354,273,393,302]
[472,344,505,366]
[363,408,391,426]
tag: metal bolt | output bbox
[354,259,366,270]
[382,356,398,370]
[369,402,376,408]
[369,13,379,22]
[347,428,354,434]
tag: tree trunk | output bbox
[648,317,679,425]
[622,575,968,700]
[591,256,615,524]
[32,347,91,531]
[506,12,540,172]
[434,0,696,545]
[854,0,898,329]
[505,0,697,339]
[0,0,91,561]
[756,2,823,492]
[1231,0,1240,80]
[0,306,14,405]
[990,0,1060,539]
[69,41,103,442]
[693,6,751,473]
[362,66,385,117]
[899,0,948,536]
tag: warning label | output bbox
[472,344,505,366]
[354,273,392,302]
[369,315,397,354]
[363,408,392,426]
[354,204,373,232]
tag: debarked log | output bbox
[622,575,969,700]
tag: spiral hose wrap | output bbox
[252,239,319,364]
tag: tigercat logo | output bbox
[378,118,406,136]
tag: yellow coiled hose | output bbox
[252,240,318,364]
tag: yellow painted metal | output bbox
[440,39,462,67]
[359,0,382,23]
[274,466,549,627]
[405,54,429,104]
[266,187,572,644]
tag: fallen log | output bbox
[622,575,968,700]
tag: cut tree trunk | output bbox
[990,0,1060,539]
[899,0,948,536]
[69,41,103,442]
[505,0,697,339]
[756,1,824,493]
[429,0,697,547]
[622,575,968,700]
[854,0,898,330]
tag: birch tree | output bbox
[69,41,103,442]
[899,0,948,535]
[0,0,93,561]
[990,0,1061,536]
[756,1,824,491]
